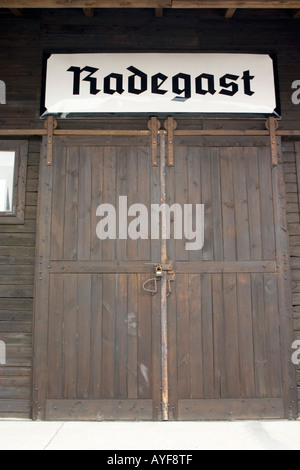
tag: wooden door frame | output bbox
[32,124,298,421]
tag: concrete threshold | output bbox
[0,419,300,451]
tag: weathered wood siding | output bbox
[283,141,300,409]
[0,138,39,418]
[0,9,300,417]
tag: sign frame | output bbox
[41,52,281,119]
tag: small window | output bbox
[0,141,28,225]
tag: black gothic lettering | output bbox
[242,70,255,96]
[67,66,100,95]
[127,66,148,95]
[195,73,216,95]
[172,73,191,100]
[152,73,168,95]
[219,73,239,97]
[104,73,124,95]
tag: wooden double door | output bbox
[33,128,297,421]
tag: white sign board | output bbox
[42,53,279,116]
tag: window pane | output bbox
[0,151,15,213]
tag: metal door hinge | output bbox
[164,117,177,167]
[148,117,161,167]
[266,117,279,167]
[45,116,58,166]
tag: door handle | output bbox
[142,278,158,294]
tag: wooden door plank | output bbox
[232,149,251,261]
[175,148,189,261]
[258,147,276,261]
[91,147,104,261]
[201,274,214,398]
[264,273,283,398]
[116,146,128,261]
[176,274,191,399]
[212,274,225,399]
[47,274,63,399]
[78,148,92,261]
[210,148,223,262]
[63,274,78,399]
[220,148,236,261]
[187,147,202,262]
[189,274,203,399]
[224,274,240,398]
[127,275,138,399]
[102,274,116,398]
[137,146,151,261]
[77,274,91,399]
[251,273,268,398]
[245,147,263,261]
[127,147,139,262]
[201,149,214,261]
[102,148,116,262]
[50,146,66,261]
[237,273,255,398]
[115,275,128,399]
[138,274,152,399]
[90,274,103,399]
[64,148,79,261]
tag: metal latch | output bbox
[142,262,175,295]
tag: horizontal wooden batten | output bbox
[47,260,277,275]
[1,0,300,9]
[176,261,277,274]
[0,129,300,137]
[46,400,153,421]
[178,399,285,420]
[49,261,155,274]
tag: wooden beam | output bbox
[83,8,94,16]
[225,8,236,18]
[293,8,300,16]
[1,1,300,9]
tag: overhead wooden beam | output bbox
[225,8,236,17]
[294,8,300,16]
[1,0,300,8]
[83,8,94,16]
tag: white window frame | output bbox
[0,141,28,225]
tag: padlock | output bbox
[155,265,163,278]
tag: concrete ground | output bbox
[0,420,300,450]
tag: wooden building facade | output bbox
[0,2,300,421]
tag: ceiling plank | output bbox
[225,8,236,17]
[1,0,300,8]
[83,8,94,16]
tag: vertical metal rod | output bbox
[160,130,169,421]
[46,116,54,166]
